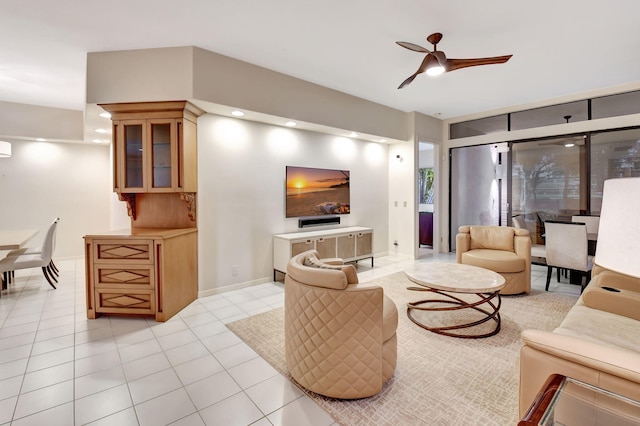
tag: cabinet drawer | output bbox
[356,232,373,256]
[94,266,154,290]
[95,289,155,315]
[315,237,337,259]
[337,234,356,259]
[291,240,315,257]
[93,240,154,264]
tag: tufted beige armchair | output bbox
[456,225,531,295]
[284,250,398,399]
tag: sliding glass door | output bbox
[450,143,508,250]
[449,127,640,252]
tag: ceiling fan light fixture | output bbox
[426,65,445,76]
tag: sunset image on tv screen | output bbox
[286,166,350,218]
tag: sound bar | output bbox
[299,217,340,228]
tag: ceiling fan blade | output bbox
[396,41,431,54]
[445,55,513,72]
[398,54,438,89]
[398,74,418,89]
[432,50,447,67]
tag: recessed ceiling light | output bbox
[349,132,358,138]
[285,121,297,127]
[35,137,47,142]
[92,139,103,144]
[95,128,108,134]
[378,138,388,143]
[99,112,111,119]
[231,110,245,117]
[564,143,575,148]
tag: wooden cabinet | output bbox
[273,227,374,277]
[100,101,203,194]
[85,101,203,322]
[84,228,197,322]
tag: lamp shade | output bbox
[0,141,11,157]
[594,177,640,278]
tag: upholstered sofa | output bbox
[284,250,398,399]
[456,225,531,295]
[519,263,640,418]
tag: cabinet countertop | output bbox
[84,228,197,239]
[274,226,372,240]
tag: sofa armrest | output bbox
[514,235,531,261]
[582,272,640,320]
[519,329,640,417]
[456,233,470,262]
[590,270,640,292]
[521,329,640,382]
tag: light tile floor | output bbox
[0,251,578,425]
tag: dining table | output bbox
[0,229,38,250]
[0,229,38,295]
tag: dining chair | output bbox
[514,215,546,265]
[571,215,600,234]
[6,218,60,279]
[512,215,527,230]
[572,215,599,255]
[544,220,593,291]
[0,218,59,290]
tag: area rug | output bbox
[227,271,577,425]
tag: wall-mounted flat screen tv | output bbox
[286,166,350,218]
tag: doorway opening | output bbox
[418,142,435,259]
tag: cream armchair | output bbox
[284,250,398,399]
[456,225,531,295]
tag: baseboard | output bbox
[197,276,275,298]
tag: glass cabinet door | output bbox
[123,122,144,190]
[149,121,173,189]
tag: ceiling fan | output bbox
[396,32,513,89]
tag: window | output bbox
[418,168,434,204]
[511,136,586,242]
[590,128,640,213]
[449,89,640,140]
[592,90,640,119]
[450,115,507,139]
[510,101,588,131]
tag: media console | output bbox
[273,226,374,279]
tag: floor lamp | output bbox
[582,177,640,320]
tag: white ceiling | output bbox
[1,0,639,122]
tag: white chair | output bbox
[572,215,600,255]
[512,215,526,230]
[6,218,60,278]
[0,218,59,290]
[544,220,593,291]
[514,215,546,264]
[571,215,600,234]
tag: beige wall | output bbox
[192,47,410,142]
[0,101,83,142]
[87,46,412,143]
[197,115,390,293]
[0,141,112,258]
[86,47,194,105]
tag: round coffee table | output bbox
[404,262,506,338]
